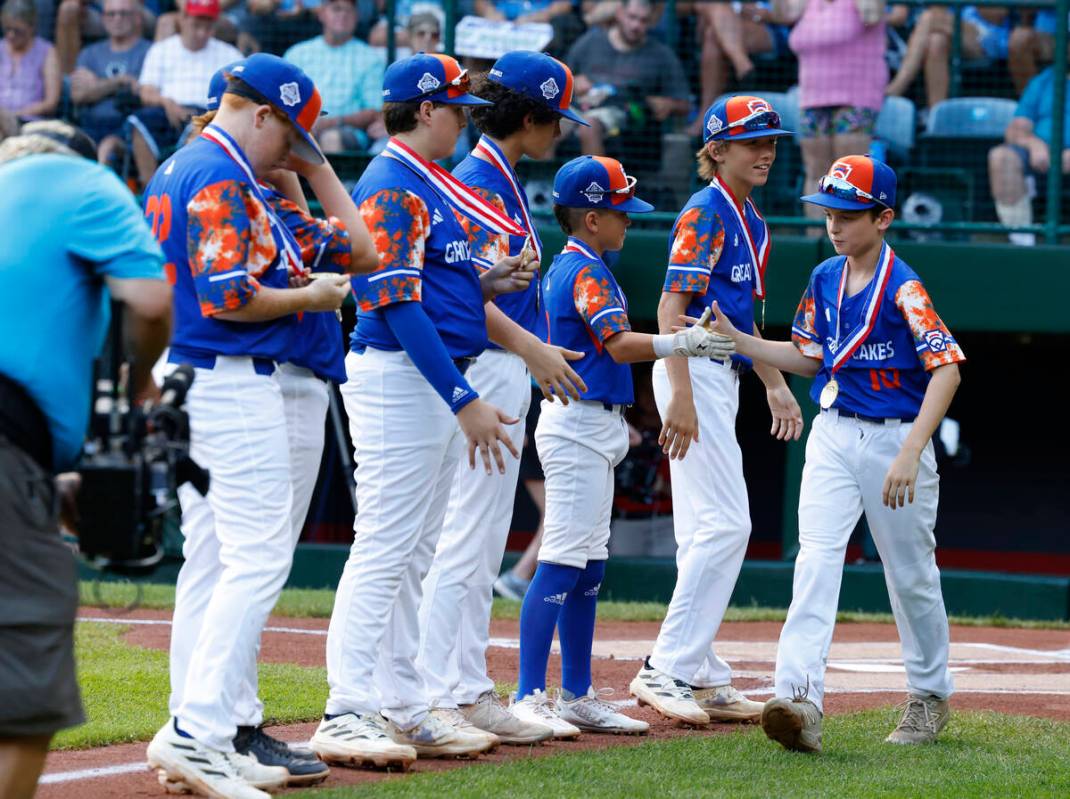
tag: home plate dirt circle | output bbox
[36,611,1070,798]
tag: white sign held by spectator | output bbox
[454,16,553,60]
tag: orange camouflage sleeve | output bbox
[186,180,277,317]
[352,188,429,311]
[791,279,823,360]
[574,264,630,349]
[459,187,509,272]
[663,205,725,294]
[272,195,351,273]
[895,279,966,370]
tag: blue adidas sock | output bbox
[516,561,582,700]
[559,559,606,699]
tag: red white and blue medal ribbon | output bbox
[711,175,770,299]
[202,126,302,276]
[383,137,527,239]
[473,135,542,264]
[829,242,895,376]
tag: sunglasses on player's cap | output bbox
[382,53,492,106]
[552,155,654,213]
[801,155,897,211]
[703,95,792,143]
[486,50,589,126]
[226,54,325,164]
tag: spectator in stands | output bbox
[1,0,61,120]
[1008,9,1065,95]
[780,0,887,220]
[128,0,240,187]
[691,2,788,136]
[367,0,439,48]
[474,0,581,55]
[565,0,689,158]
[405,8,439,52]
[987,55,1070,246]
[153,0,239,49]
[54,0,156,74]
[69,0,151,165]
[886,6,1009,108]
[283,0,385,153]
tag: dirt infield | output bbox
[38,610,1070,798]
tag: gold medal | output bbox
[819,378,839,410]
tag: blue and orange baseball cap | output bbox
[228,53,324,164]
[552,155,654,213]
[703,95,791,143]
[801,155,897,210]
[486,50,589,126]
[206,60,243,112]
[382,53,491,106]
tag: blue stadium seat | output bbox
[875,96,915,160]
[925,97,1017,139]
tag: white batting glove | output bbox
[671,325,736,359]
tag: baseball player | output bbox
[630,95,799,726]
[415,50,592,746]
[142,54,354,799]
[707,155,963,753]
[311,53,541,768]
[511,155,736,737]
[156,63,378,790]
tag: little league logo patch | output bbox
[582,181,605,203]
[746,98,772,115]
[540,77,560,100]
[925,329,947,352]
[417,72,441,93]
[706,114,723,136]
[279,82,301,107]
[830,161,853,181]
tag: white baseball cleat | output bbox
[310,712,416,770]
[509,689,581,739]
[460,690,554,745]
[385,711,495,758]
[692,684,764,722]
[146,719,283,799]
[630,658,710,725]
[428,706,501,750]
[556,688,649,735]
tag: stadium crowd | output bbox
[1,0,1067,235]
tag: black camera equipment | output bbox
[76,309,208,573]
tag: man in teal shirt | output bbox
[0,125,170,799]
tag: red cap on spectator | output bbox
[185,0,220,19]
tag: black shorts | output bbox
[0,439,84,737]
[518,385,544,482]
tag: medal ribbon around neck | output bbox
[563,237,627,312]
[384,138,527,239]
[829,242,895,376]
[202,126,302,275]
[473,135,542,264]
[711,175,770,299]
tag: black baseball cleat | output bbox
[234,725,330,786]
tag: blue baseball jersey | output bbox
[662,176,770,368]
[349,153,488,358]
[452,151,543,345]
[263,186,351,383]
[144,127,299,362]
[791,251,966,419]
[542,238,633,405]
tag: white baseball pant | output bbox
[648,357,751,688]
[233,362,330,728]
[535,400,629,568]
[774,409,953,712]
[167,356,295,751]
[325,348,464,730]
[416,349,530,708]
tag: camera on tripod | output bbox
[76,338,209,573]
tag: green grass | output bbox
[290,711,1070,799]
[56,622,328,750]
[79,581,1070,629]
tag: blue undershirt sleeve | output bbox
[382,301,479,414]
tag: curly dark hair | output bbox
[469,74,560,139]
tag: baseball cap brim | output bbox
[713,127,793,141]
[291,127,325,165]
[800,192,876,211]
[615,196,655,213]
[429,92,493,106]
[559,107,591,127]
